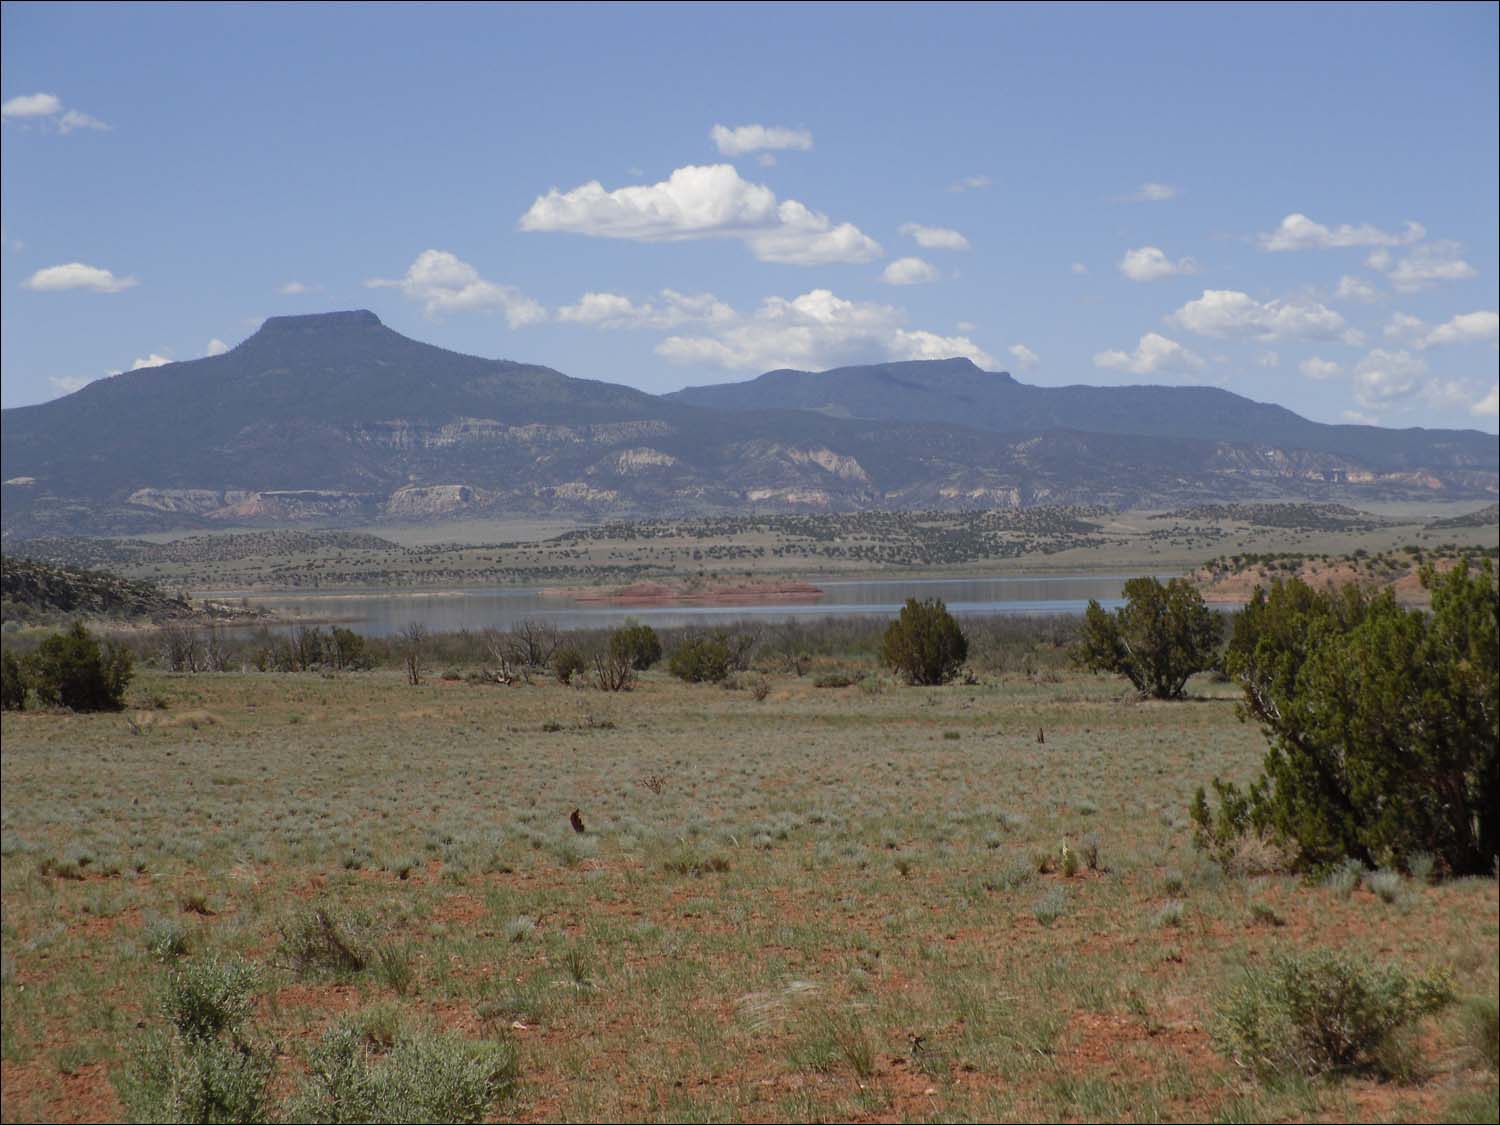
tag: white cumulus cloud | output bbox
[518,163,881,266]
[1376,242,1478,292]
[366,249,545,326]
[1,92,109,132]
[1352,349,1427,408]
[1383,309,1497,349]
[1422,310,1499,348]
[1258,213,1426,251]
[130,354,171,370]
[23,262,138,293]
[1334,275,1379,303]
[1093,332,1205,376]
[1299,357,1342,381]
[47,374,93,396]
[1471,384,1499,419]
[947,174,992,193]
[1383,311,1427,342]
[880,257,939,285]
[556,289,734,330]
[656,288,992,372]
[1119,246,1197,282]
[889,330,993,365]
[58,109,108,133]
[1121,182,1177,202]
[205,338,230,357]
[899,223,970,251]
[2,92,62,119]
[710,123,813,156]
[1169,289,1357,344]
[1008,344,1039,370]
[278,280,316,295]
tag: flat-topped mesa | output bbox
[876,356,1018,383]
[251,309,384,338]
[775,356,1009,380]
[232,309,404,364]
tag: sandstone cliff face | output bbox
[384,484,490,518]
[785,446,871,482]
[352,418,674,450]
[202,491,380,522]
[604,448,680,474]
[126,488,255,514]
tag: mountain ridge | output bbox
[667,357,1496,471]
[3,310,1493,537]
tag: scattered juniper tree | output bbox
[609,622,662,671]
[26,621,133,711]
[668,633,733,684]
[1193,560,1498,876]
[1074,577,1218,699]
[881,598,968,685]
[553,646,587,685]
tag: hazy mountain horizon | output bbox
[3,310,1493,538]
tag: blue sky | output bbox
[3,2,1496,432]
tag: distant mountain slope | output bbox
[1,310,674,495]
[3,312,1494,537]
[1427,503,1500,529]
[666,358,1497,473]
[1,556,192,624]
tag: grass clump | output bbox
[813,670,856,689]
[1407,851,1437,885]
[1248,900,1285,928]
[1151,900,1185,929]
[1324,858,1363,898]
[787,1011,875,1078]
[291,1021,519,1124]
[1364,868,1404,904]
[143,918,192,963]
[662,843,731,876]
[983,861,1034,893]
[503,915,537,943]
[278,907,370,977]
[1212,948,1453,1079]
[1033,886,1068,926]
[373,942,416,996]
[1460,994,1499,1072]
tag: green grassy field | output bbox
[3,661,1496,1122]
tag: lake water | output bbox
[234,574,1149,636]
